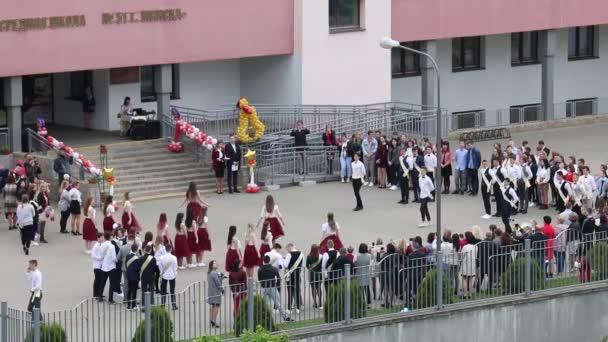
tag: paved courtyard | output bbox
[1,122,607,311]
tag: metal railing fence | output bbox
[2,233,607,341]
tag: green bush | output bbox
[197,336,221,342]
[234,295,277,337]
[501,256,545,295]
[590,242,608,281]
[26,323,67,342]
[323,279,366,323]
[240,326,289,341]
[413,268,454,309]
[132,306,174,342]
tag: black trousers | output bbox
[93,269,102,298]
[287,274,302,309]
[59,210,70,232]
[160,278,176,306]
[427,173,435,198]
[310,281,322,307]
[110,268,122,294]
[98,271,114,302]
[467,168,479,194]
[420,198,431,221]
[352,178,363,208]
[127,280,139,308]
[141,279,155,305]
[556,197,565,213]
[361,285,372,305]
[399,176,409,201]
[226,165,239,191]
[501,204,513,234]
[493,187,503,215]
[27,291,42,317]
[412,175,420,201]
[388,164,398,185]
[481,185,492,215]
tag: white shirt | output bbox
[154,244,167,259]
[536,167,550,184]
[26,269,43,292]
[280,249,301,270]
[158,253,178,280]
[321,222,340,237]
[581,175,597,196]
[264,249,283,269]
[87,207,96,221]
[321,248,336,274]
[419,175,435,199]
[16,203,35,227]
[424,154,437,172]
[510,164,522,180]
[105,204,115,217]
[404,155,414,170]
[351,160,366,179]
[260,205,282,219]
[68,188,82,203]
[559,209,573,225]
[91,242,103,269]
[440,242,457,265]
[502,186,519,206]
[100,240,117,272]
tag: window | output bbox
[452,110,485,130]
[329,0,361,31]
[391,42,421,78]
[566,98,596,118]
[511,32,539,65]
[452,37,482,71]
[69,71,93,100]
[509,104,541,124]
[568,26,597,60]
[140,65,180,102]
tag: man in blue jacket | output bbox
[466,140,482,196]
[125,244,141,309]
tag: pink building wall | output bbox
[392,0,608,42]
[0,0,294,77]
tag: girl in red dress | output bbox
[102,195,116,233]
[225,225,242,273]
[319,212,344,254]
[121,192,141,234]
[156,213,171,247]
[242,223,260,278]
[196,207,212,267]
[173,213,191,269]
[258,222,273,266]
[186,206,199,268]
[256,195,286,242]
[181,182,209,223]
[81,197,98,253]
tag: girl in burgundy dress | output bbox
[242,223,260,278]
[256,195,286,242]
[173,213,191,269]
[225,225,242,273]
[258,222,273,266]
[376,135,389,188]
[181,182,209,223]
[121,192,141,234]
[196,207,212,267]
[102,195,116,233]
[156,213,171,247]
[319,212,344,254]
[186,207,199,268]
[82,197,98,253]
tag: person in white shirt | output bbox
[418,169,435,227]
[500,179,519,234]
[98,232,118,304]
[26,259,43,317]
[350,153,366,211]
[555,171,572,213]
[264,243,283,269]
[479,160,493,219]
[91,233,104,300]
[536,159,551,210]
[68,181,82,235]
[423,147,437,198]
[580,166,597,209]
[16,194,36,255]
[159,244,179,310]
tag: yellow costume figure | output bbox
[236,98,265,144]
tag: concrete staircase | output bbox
[75,139,216,202]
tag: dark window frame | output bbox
[509,103,541,124]
[452,109,485,130]
[511,31,540,66]
[452,37,483,71]
[66,71,93,101]
[140,65,180,103]
[329,0,362,33]
[566,98,597,117]
[392,42,422,78]
[568,26,597,60]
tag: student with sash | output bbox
[417,168,435,228]
[321,239,338,291]
[159,244,179,310]
[125,243,141,309]
[258,255,292,322]
[479,160,493,219]
[26,259,43,319]
[98,232,118,304]
[516,156,532,214]
[500,179,519,234]
[281,243,304,313]
[139,245,159,306]
[350,153,366,211]
[571,174,585,219]
[412,148,425,203]
[423,146,437,200]
[397,147,412,204]
[490,158,505,217]
[555,171,572,213]
[306,244,323,309]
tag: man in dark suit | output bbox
[225,134,242,193]
[466,140,482,195]
[331,248,354,282]
[138,245,159,306]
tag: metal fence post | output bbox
[436,251,443,310]
[525,239,531,297]
[1,301,7,342]
[247,278,255,333]
[32,308,40,342]
[344,264,351,325]
[144,292,151,342]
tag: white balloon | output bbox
[206,144,213,150]
[187,133,195,139]
[72,152,79,159]
[211,138,218,145]
[193,127,200,133]
[52,140,59,147]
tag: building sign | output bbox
[102,9,186,25]
[0,15,85,32]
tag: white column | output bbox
[421,40,438,135]
[541,30,557,121]
[154,65,172,137]
[3,77,23,152]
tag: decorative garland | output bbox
[168,108,218,153]
[236,98,265,144]
[244,149,260,193]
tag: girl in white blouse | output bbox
[256,195,286,242]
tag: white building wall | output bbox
[240,54,302,104]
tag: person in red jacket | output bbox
[542,216,556,278]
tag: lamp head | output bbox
[380,37,400,49]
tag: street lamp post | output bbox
[380,37,444,307]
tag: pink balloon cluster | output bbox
[172,120,218,151]
[45,135,102,178]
